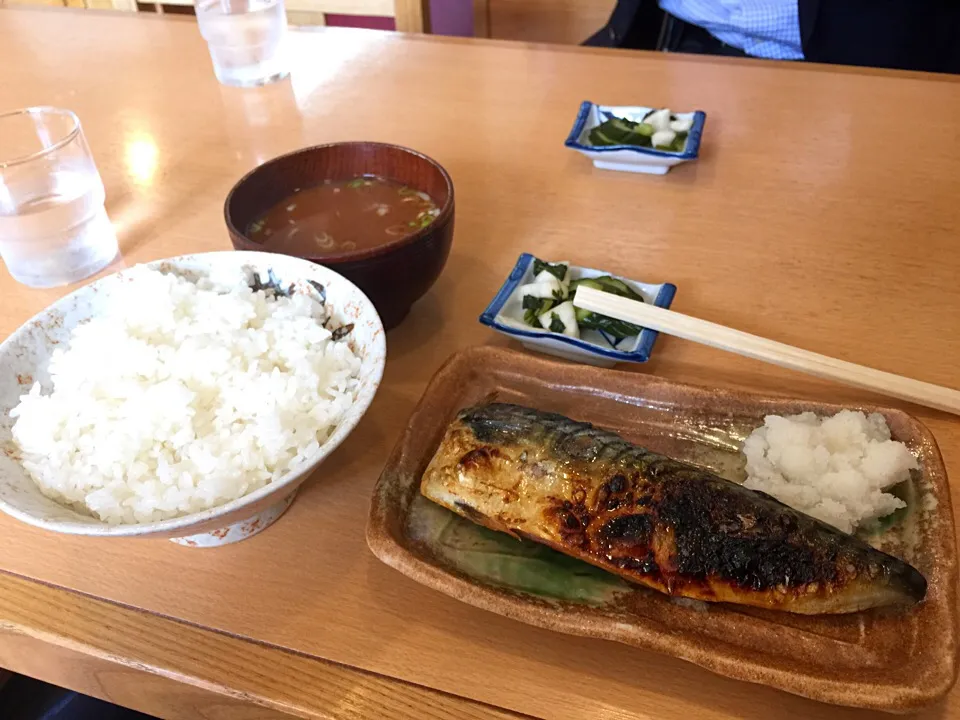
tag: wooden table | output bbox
[2,8,960,720]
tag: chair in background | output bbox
[285,0,431,32]
[475,0,620,46]
[55,0,432,33]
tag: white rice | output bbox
[742,410,917,533]
[10,266,361,525]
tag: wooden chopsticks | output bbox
[573,286,960,416]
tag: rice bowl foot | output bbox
[171,490,298,547]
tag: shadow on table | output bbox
[0,674,157,720]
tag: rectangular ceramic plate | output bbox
[367,347,959,711]
[564,101,707,174]
[478,253,677,366]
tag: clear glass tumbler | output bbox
[0,107,118,288]
[195,0,290,88]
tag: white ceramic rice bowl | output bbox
[0,251,386,545]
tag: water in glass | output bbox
[0,108,118,288]
[196,0,289,87]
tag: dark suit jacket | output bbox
[590,0,960,73]
[799,0,960,73]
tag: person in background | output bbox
[586,0,960,73]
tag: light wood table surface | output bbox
[2,8,960,720]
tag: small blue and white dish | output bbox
[479,253,677,368]
[564,101,707,175]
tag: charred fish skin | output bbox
[420,403,927,615]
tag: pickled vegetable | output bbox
[519,257,647,344]
[588,108,691,153]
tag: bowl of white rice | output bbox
[0,251,386,546]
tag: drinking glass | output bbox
[0,107,118,288]
[195,0,290,88]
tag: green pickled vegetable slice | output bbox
[595,276,637,297]
[522,295,555,326]
[588,127,621,146]
[635,122,654,137]
[569,275,646,341]
[603,117,638,141]
[579,313,643,341]
[588,117,659,148]
[522,295,543,311]
[571,276,643,302]
[532,258,568,282]
[570,277,604,293]
[668,131,689,153]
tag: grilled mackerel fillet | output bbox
[420,403,927,614]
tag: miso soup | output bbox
[246,176,440,255]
